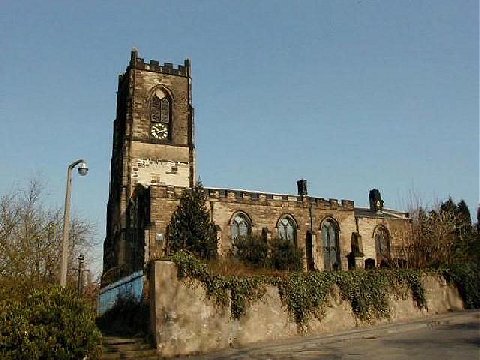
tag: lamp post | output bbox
[60,159,88,287]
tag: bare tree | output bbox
[0,179,96,294]
[402,197,476,268]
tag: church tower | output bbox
[103,50,195,273]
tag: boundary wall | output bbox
[150,261,463,357]
[98,270,144,315]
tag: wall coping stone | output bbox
[149,184,355,210]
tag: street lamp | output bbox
[60,159,88,287]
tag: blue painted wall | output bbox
[98,271,144,315]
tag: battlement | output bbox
[150,185,354,210]
[128,49,190,77]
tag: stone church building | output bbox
[102,50,411,281]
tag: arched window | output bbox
[231,212,251,240]
[374,226,390,266]
[150,88,171,140]
[277,216,296,244]
[321,219,340,270]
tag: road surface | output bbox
[179,311,479,360]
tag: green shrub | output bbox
[97,295,150,336]
[234,235,269,268]
[442,263,480,309]
[167,183,218,260]
[232,235,302,271]
[0,286,101,360]
[268,238,303,271]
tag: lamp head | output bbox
[77,161,88,176]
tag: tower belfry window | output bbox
[150,89,171,140]
[151,92,171,124]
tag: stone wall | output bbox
[150,261,464,357]
[132,157,190,188]
[207,189,356,270]
[104,50,195,273]
[145,185,359,270]
[356,215,411,264]
[103,50,412,281]
[145,185,410,271]
[128,55,194,193]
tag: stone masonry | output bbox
[102,50,412,281]
[149,261,463,357]
[103,50,195,276]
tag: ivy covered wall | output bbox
[149,258,463,357]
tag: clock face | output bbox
[151,123,168,140]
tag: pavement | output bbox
[177,310,480,359]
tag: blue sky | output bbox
[1,0,478,275]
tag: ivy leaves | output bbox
[277,272,336,327]
[171,252,428,328]
[441,263,479,309]
[336,271,392,322]
[172,251,266,318]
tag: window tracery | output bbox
[321,219,340,270]
[150,88,171,140]
[277,216,296,243]
[150,90,171,124]
[231,212,251,240]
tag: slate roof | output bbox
[354,207,410,219]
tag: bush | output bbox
[442,263,480,309]
[96,295,150,336]
[234,235,303,271]
[167,183,218,259]
[234,235,269,268]
[268,238,303,271]
[0,286,101,360]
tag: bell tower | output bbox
[103,50,195,272]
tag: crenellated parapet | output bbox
[103,50,414,280]
[149,185,354,211]
[124,49,190,77]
